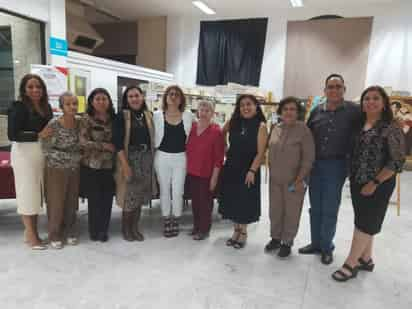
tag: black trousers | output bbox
[81,166,115,238]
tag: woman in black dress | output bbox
[332,86,405,282]
[219,94,268,249]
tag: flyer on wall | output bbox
[31,64,68,112]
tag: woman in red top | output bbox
[186,101,225,240]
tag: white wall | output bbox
[0,0,67,67]
[365,8,412,92]
[167,2,412,100]
[0,0,50,22]
[67,51,174,108]
[47,0,67,67]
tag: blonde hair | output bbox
[198,100,215,112]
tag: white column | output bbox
[47,0,67,67]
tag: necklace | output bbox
[133,112,144,127]
[134,112,143,121]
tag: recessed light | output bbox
[290,0,304,7]
[192,1,216,15]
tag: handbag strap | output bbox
[123,110,131,155]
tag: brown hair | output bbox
[277,96,304,120]
[86,88,116,120]
[18,73,51,118]
[162,85,186,112]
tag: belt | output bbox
[130,144,149,152]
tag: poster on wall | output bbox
[31,65,68,112]
[391,98,412,157]
[117,76,149,111]
[68,68,91,113]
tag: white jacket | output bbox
[153,110,194,148]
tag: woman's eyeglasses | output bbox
[168,91,181,97]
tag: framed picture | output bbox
[390,97,412,158]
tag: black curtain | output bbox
[196,18,268,86]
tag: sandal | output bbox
[358,258,375,272]
[226,228,240,246]
[233,232,247,249]
[331,264,359,282]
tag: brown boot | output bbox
[131,208,144,241]
[163,217,173,238]
[171,217,180,237]
[122,211,134,241]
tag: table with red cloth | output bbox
[0,151,16,199]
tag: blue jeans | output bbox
[308,159,347,253]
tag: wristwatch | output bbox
[372,178,381,186]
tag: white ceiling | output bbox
[93,0,405,19]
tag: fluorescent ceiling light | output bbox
[192,1,216,15]
[290,0,304,7]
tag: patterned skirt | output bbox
[124,147,153,212]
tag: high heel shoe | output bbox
[226,228,240,246]
[358,258,375,272]
[30,244,48,250]
[233,232,247,249]
[24,231,48,245]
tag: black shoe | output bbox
[90,234,98,241]
[264,239,281,252]
[278,244,292,258]
[332,263,359,282]
[98,234,109,242]
[321,252,334,265]
[298,244,321,255]
[358,258,375,272]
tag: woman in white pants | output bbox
[154,85,193,237]
[7,74,53,249]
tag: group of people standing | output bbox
[7,72,405,283]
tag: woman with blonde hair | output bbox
[186,101,224,240]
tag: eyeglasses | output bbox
[168,91,181,97]
[326,85,344,90]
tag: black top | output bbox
[7,101,53,142]
[226,117,259,172]
[350,120,405,185]
[158,120,186,153]
[113,110,151,152]
[307,101,361,160]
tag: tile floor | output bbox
[1,172,411,309]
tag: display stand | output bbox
[396,174,401,216]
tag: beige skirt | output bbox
[11,142,45,215]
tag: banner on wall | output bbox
[31,65,68,112]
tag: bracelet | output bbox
[248,169,256,174]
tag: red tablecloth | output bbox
[0,151,16,199]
